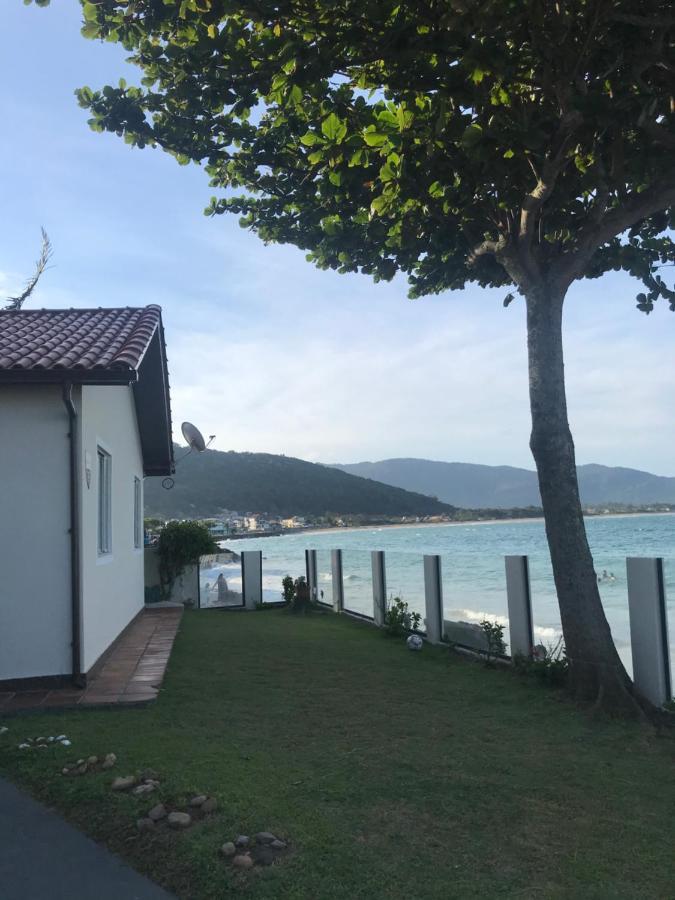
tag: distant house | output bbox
[0,306,174,686]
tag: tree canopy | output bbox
[59,0,675,308]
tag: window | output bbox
[97,448,112,555]
[134,477,142,549]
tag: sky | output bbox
[1,4,674,475]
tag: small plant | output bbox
[513,637,569,687]
[281,574,296,605]
[384,597,422,637]
[289,576,314,614]
[479,619,506,665]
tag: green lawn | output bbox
[1,610,674,899]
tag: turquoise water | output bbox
[217,514,675,678]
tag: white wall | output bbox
[80,385,145,672]
[0,385,72,679]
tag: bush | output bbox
[479,619,506,665]
[289,576,315,614]
[513,637,569,687]
[157,520,217,600]
[281,574,296,605]
[384,597,421,637]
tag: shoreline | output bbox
[225,509,675,542]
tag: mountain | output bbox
[144,447,457,519]
[330,459,675,508]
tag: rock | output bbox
[87,756,98,766]
[167,812,191,829]
[137,818,156,832]
[0,726,9,735]
[252,847,275,867]
[232,855,253,870]
[36,737,46,743]
[255,831,276,844]
[112,775,137,791]
[220,842,236,857]
[61,767,70,776]
[101,753,116,770]
[189,795,207,808]
[60,740,72,747]
[148,804,167,822]
[201,797,218,814]
[270,839,286,850]
[47,736,55,743]
[76,764,88,775]
[235,835,250,848]
[132,783,156,796]
[56,735,67,742]
[18,743,30,750]
[139,768,159,782]
[76,759,85,766]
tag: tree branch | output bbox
[558,171,675,285]
[467,235,507,266]
[3,228,53,311]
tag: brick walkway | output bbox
[0,607,182,714]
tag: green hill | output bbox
[144,447,457,519]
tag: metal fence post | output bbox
[371,550,386,627]
[241,550,262,610]
[331,549,344,612]
[505,555,534,658]
[305,549,318,604]
[423,555,444,643]
[626,557,672,707]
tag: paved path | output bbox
[0,777,174,899]
[0,607,183,713]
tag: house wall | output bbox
[0,385,72,679]
[79,385,145,672]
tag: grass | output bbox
[1,609,674,899]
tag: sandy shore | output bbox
[293,510,674,539]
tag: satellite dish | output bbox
[181,421,207,453]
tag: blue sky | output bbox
[2,3,674,474]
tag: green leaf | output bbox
[321,113,347,143]
[300,132,321,146]
[370,195,391,216]
[503,149,515,159]
[363,131,388,147]
[460,124,483,149]
[428,181,444,198]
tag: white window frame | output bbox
[97,447,112,556]
[134,476,142,549]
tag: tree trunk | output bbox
[524,283,647,716]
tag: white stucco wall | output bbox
[80,384,145,672]
[0,385,72,679]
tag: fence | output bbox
[188,547,673,706]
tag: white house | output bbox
[0,306,174,687]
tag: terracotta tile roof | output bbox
[0,306,162,377]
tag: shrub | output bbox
[384,597,422,637]
[289,576,314,614]
[157,520,217,600]
[479,619,506,666]
[513,637,569,687]
[281,574,296,605]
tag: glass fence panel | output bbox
[199,551,243,608]
[315,549,332,607]
[341,549,374,619]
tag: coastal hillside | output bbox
[144,447,457,519]
[331,459,675,508]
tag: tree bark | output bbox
[524,283,648,716]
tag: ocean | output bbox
[204,513,675,678]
